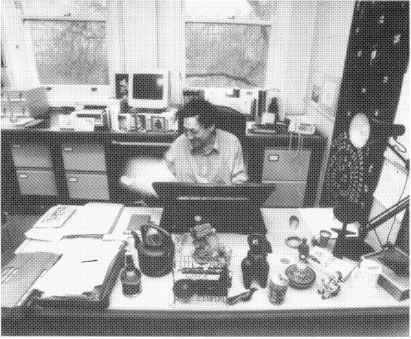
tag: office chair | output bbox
[178,105,246,140]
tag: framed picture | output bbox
[115,73,129,99]
[134,114,146,132]
[319,73,341,118]
[151,116,166,133]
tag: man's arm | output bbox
[231,140,248,184]
[164,144,177,177]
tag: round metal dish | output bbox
[285,236,302,249]
[285,264,316,289]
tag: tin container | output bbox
[268,274,288,305]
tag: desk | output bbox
[3,208,409,336]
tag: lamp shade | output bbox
[349,113,370,149]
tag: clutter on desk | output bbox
[289,215,300,229]
[32,205,77,229]
[361,247,409,301]
[285,236,302,249]
[241,234,272,289]
[268,273,289,305]
[30,240,125,310]
[297,238,310,261]
[285,262,316,290]
[172,220,232,303]
[311,230,332,248]
[317,271,343,299]
[25,203,124,241]
[120,252,142,297]
[124,214,151,234]
[226,287,257,306]
[1,252,62,309]
[132,222,174,278]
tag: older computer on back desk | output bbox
[152,182,275,234]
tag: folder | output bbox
[1,252,62,309]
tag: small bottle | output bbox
[298,238,310,261]
[120,253,141,297]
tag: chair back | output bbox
[178,105,246,140]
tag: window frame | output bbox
[20,1,114,106]
[184,4,274,89]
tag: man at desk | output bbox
[165,99,248,184]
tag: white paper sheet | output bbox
[298,208,358,238]
[32,240,123,297]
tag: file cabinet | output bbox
[61,142,109,200]
[11,142,57,196]
[262,148,311,207]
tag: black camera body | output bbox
[241,234,272,289]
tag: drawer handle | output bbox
[18,173,28,179]
[68,177,78,182]
[12,144,22,148]
[63,147,73,152]
[111,140,170,147]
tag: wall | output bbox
[304,0,355,205]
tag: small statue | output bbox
[317,271,343,299]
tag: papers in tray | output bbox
[31,239,124,298]
[25,203,124,241]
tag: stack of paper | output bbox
[32,239,124,297]
[25,203,124,241]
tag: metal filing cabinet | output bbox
[262,148,311,207]
[62,142,109,200]
[11,142,57,196]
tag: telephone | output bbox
[288,118,316,135]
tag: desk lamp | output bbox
[331,113,406,260]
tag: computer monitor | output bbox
[128,70,169,110]
[152,182,276,234]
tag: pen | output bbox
[81,259,98,263]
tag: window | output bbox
[21,0,108,85]
[185,0,277,89]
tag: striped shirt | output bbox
[165,129,248,184]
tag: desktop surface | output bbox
[3,207,408,336]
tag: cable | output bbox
[385,170,409,245]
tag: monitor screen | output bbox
[128,70,169,110]
[152,182,276,234]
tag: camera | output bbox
[241,234,272,289]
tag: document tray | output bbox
[31,243,126,311]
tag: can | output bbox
[268,274,288,305]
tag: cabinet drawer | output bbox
[62,143,106,172]
[16,169,57,196]
[66,173,109,200]
[262,149,311,181]
[11,143,53,168]
[262,181,306,207]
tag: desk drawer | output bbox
[262,181,306,207]
[16,169,57,196]
[62,143,106,172]
[262,149,311,181]
[66,172,109,200]
[12,143,53,168]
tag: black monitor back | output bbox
[153,182,275,234]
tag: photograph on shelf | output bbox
[115,73,129,99]
[134,114,146,132]
[151,116,166,133]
